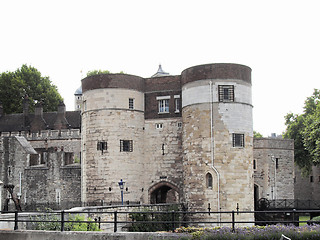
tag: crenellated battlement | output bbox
[0,129,81,140]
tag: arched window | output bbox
[206,173,213,188]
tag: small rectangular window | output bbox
[275,158,279,169]
[64,152,74,165]
[30,154,40,166]
[218,85,234,102]
[310,176,314,182]
[97,141,107,154]
[129,98,134,110]
[156,123,163,129]
[177,122,182,128]
[174,95,180,113]
[120,140,133,152]
[253,159,256,170]
[232,133,244,147]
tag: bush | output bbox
[65,214,100,231]
[30,209,100,231]
[129,205,181,232]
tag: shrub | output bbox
[30,209,100,231]
[129,205,181,232]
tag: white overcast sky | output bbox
[1,0,319,137]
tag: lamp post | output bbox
[118,179,125,205]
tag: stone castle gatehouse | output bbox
[81,63,255,223]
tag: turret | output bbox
[181,63,254,224]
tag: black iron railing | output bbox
[1,209,319,232]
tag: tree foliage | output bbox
[284,89,320,174]
[0,65,63,114]
[86,69,124,77]
[253,131,263,138]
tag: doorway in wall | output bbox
[149,181,179,204]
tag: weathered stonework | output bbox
[253,138,294,201]
[294,165,320,200]
[0,130,81,210]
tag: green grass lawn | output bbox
[299,215,310,226]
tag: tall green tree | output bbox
[284,89,320,175]
[0,65,63,114]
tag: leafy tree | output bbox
[253,131,263,138]
[0,65,63,114]
[284,89,320,175]
[86,69,124,77]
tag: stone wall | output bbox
[295,165,320,200]
[253,138,294,201]
[0,134,81,211]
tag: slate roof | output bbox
[0,111,81,132]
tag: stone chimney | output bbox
[23,95,29,116]
[23,95,30,129]
[30,102,47,132]
[54,101,70,130]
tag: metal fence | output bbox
[1,209,319,232]
[268,199,320,210]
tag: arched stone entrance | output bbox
[149,181,180,204]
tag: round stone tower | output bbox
[181,63,254,224]
[81,73,145,204]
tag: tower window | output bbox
[310,176,314,183]
[232,133,244,147]
[157,96,170,113]
[97,141,107,151]
[253,159,257,170]
[218,85,234,102]
[158,99,169,113]
[120,140,133,152]
[206,173,213,188]
[129,98,134,110]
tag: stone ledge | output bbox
[0,230,189,240]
